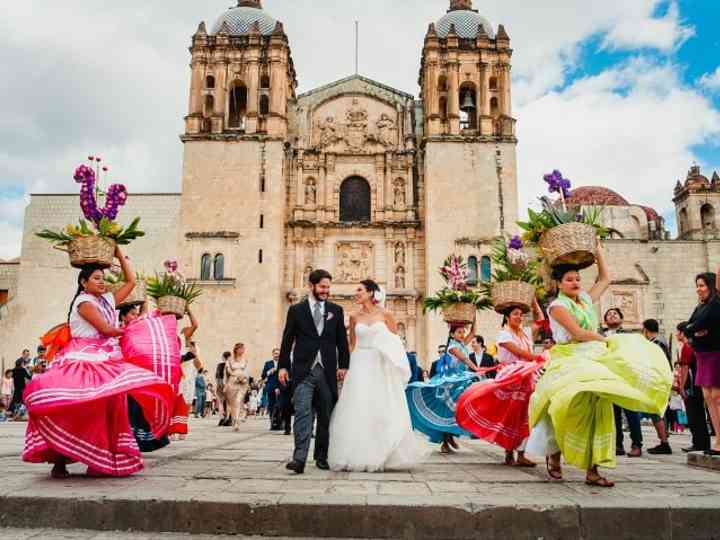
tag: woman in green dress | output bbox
[527,245,672,487]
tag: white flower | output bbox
[373,288,386,306]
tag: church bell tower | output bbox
[177,0,297,371]
[420,0,520,349]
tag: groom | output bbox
[279,269,350,474]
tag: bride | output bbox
[328,279,428,472]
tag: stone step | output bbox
[0,493,718,540]
[687,451,720,471]
[2,531,367,540]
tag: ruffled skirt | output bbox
[456,361,541,452]
[23,338,175,476]
[527,334,672,470]
[406,369,480,444]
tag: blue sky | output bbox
[1,0,719,258]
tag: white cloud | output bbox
[516,58,720,219]
[602,1,694,52]
[699,67,720,91]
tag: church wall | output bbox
[583,239,720,344]
[422,141,518,359]
[0,262,19,299]
[0,194,180,367]
[177,140,286,377]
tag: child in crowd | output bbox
[1,369,14,410]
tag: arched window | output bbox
[490,97,499,116]
[679,207,689,234]
[259,94,270,116]
[489,76,498,91]
[260,74,270,89]
[200,254,212,281]
[213,254,225,280]
[481,256,492,282]
[228,83,247,129]
[206,75,215,89]
[701,204,716,230]
[467,256,479,286]
[459,83,477,130]
[438,75,448,92]
[204,95,214,116]
[339,176,371,222]
[439,97,448,120]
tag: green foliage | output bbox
[421,288,493,314]
[36,217,145,246]
[517,197,612,243]
[145,273,203,305]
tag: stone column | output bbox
[188,58,204,116]
[246,59,260,134]
[448,62,460,135]
[213,63,227,133]
[501,64,512,116]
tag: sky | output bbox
[1,0,719,259]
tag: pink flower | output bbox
[164,259,179,273]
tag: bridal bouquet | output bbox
[517,170,610,269]
[37,156,145,268]
[145,260,202,319]
[422,254,491,323]
[480,236,544,313]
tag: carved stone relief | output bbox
[394,242,406,265]
[313,98,398,154]
[395,266,406,289]
[602,288,643,325]
[393,178,406,208]
[305,177,317,205]
[336,242,374,283]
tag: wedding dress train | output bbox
[328,322,429,472]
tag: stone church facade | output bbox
[1,0,719,374]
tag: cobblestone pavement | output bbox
[0,530,375,540]
[0,415,718,539]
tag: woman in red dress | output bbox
[23,247,175,478]
[457,299,546,466]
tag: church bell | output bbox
[460,91,476,112]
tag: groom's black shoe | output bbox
[286,460,305,474]
[315,459,330,471]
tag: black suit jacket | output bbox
[261,360,280,394]
[278,299,350,399]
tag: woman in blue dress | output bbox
[406,320,481,453]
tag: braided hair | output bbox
[67,264,105,323]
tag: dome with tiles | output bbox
[565,186,630,207]
[211,1,277,37]
[436,9,495,39]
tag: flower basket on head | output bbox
[62,235,116,269]
[106,276,147,307]
[422,255,492,325]
[539,222,598,270]
[481,236,544,314]
[157,295,187,319]
[441,302,477,324]
[146,260,202,320]
[37,157,145,268]
[517,170,613,270]
[491,281,536,314]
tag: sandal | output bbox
[515,455,537,468]
[448,436,460,450]
[585,474,615,488]
[440,442,454,454]
[546,456,562,480]
[504,451,516,466]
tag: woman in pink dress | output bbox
[23,247,175,478]
[456,299,546,466]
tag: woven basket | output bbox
[491,280,535,314]
[107,280,147,307]
[539,222,598,269]
[61,236,116,269]
[157,295,187,319]
[441,303,476,324]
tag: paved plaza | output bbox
[0,416,719,539]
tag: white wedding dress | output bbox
[328,322,429,472]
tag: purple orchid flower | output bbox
[508,235,523,250]
[543,169,572,200]
[74,163,128,225]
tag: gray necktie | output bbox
[313,302,323,333]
